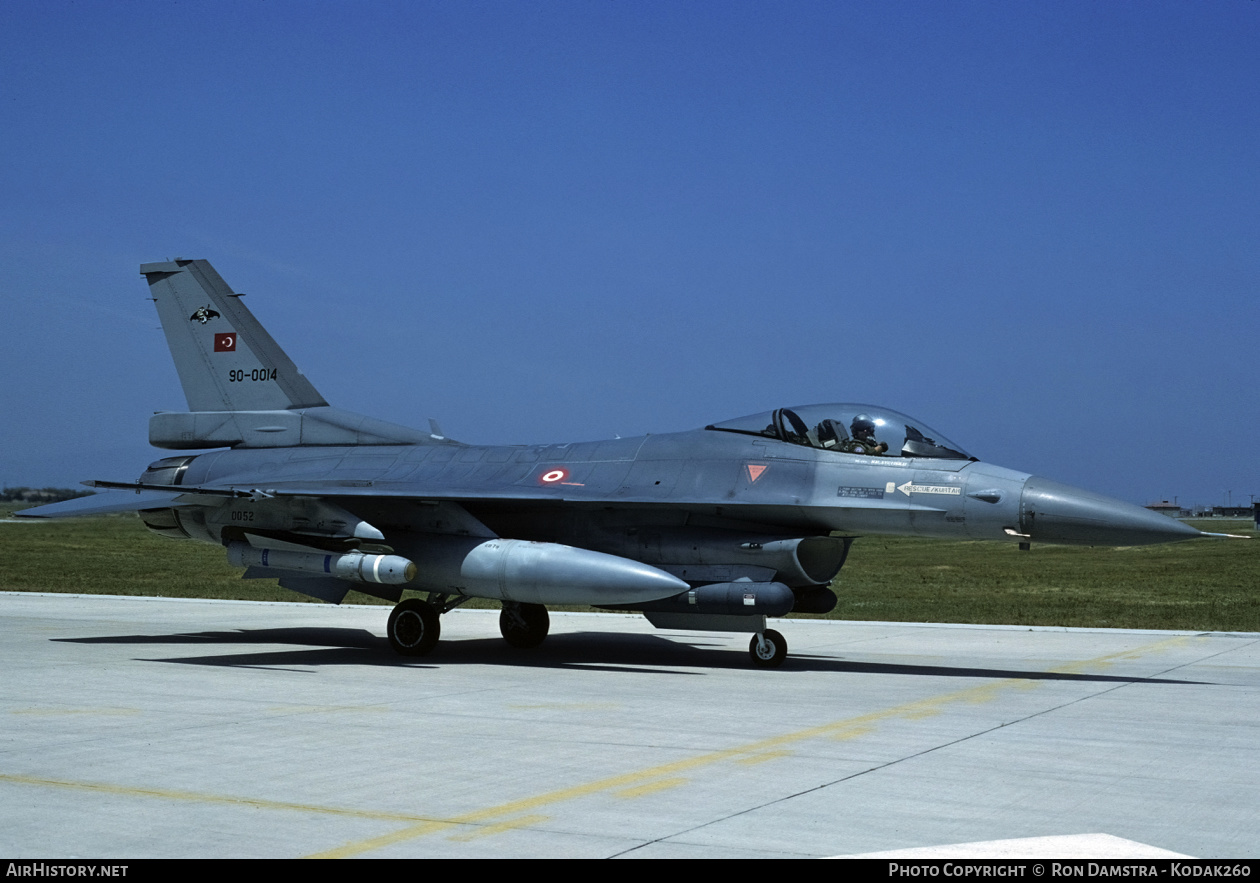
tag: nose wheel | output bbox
[749,628,786,668]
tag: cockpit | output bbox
[705,404,974,460]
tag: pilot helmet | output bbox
[851,413,876,439]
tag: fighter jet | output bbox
[19,260,1205,667]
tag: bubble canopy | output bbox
[705,404,974,461]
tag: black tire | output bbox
[387,599,440,656]
[500,602,550,649]
[749,628,787,668]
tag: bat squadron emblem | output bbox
[189,306,221,324]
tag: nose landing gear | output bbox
[749,628,787,668]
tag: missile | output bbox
[226,542,417,585]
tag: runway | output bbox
[2,592,1257,858]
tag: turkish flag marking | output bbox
[214,333,236,352]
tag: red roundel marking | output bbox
[540,468,568,484]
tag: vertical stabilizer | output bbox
[141,259,327,412]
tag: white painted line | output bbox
[833,833,1191,859]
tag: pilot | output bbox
[843,414,889,455]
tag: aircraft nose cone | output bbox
[1020,476,1201,546]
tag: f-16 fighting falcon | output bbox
[19,260,1206,667]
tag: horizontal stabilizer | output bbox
[14,490,193,519]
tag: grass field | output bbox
[822,520,1259,631]
[2,505,1256,632]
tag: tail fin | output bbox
[142,259,327,412]
[142,259,434,450]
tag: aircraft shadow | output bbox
[52,627,1208,683]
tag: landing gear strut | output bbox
[500,602,550,649]
[749,628,787,668]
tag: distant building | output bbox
[1145,500,1186,517]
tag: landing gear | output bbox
[749,628,787,668]
[500,602,550,649]
[387,598,440,656]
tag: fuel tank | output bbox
[392,534,689,606]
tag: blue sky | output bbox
[2,1,1256,507]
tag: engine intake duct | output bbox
[746,537,851,586]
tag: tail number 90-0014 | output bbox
[229,368,277,383]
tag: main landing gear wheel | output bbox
[500,602,550,649]
[388,599,440,657]
[749,628,787,668]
